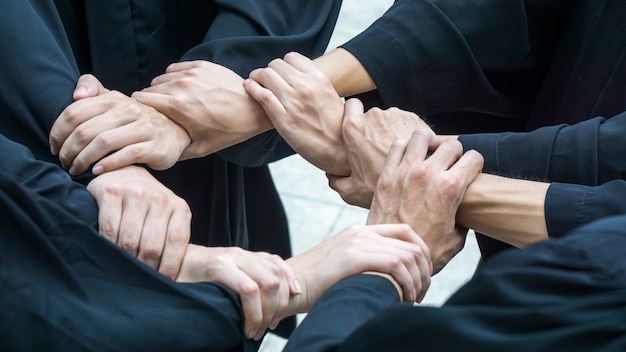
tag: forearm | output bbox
[314,48,376,97]
[457,173,549,247]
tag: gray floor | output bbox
[260,1,481,350]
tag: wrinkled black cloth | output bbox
[287,216,626,352]
[0,134,257,351]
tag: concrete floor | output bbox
[260,1,481,350]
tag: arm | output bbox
[337,0,574,115]
[245,53,433,177]
[178,223,431,340]
[459,113,626,185]
[0,0,79,165]
[457,173,549,247]
[314,47,376,98]
[51,1,342,171]
[86,165,192,279]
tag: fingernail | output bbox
[247,329,258,340]
[291,279,302,295]
[68,166,77,176]
[75,86,87,97]
[92,165,104,175]
[412,288,417,302]
[429,261,433,275]
[255,329,265,341]
[270,316,282,330]
[50,145,57,156]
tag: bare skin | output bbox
[177,223,431,341]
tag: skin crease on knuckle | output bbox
[120,235,139,254]
[74,124,93,144]
[141,240,164,261]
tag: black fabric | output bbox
[0,135,257,352]
[288,216,626,352]
[0,0,341,249]
[341,0,626,261]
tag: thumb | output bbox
[73,74,108,100]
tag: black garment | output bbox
[343,0,626,260]
[0,0,341,247]
[460,112,626,237]
[341,0,575,132]
[1,2,340,337]
[0,134,257,351]
[287,216,626,352]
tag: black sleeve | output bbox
[178,0,342,166]
[0,133,256,351]
[341,0,574,117]
[284,274,402,352]
[0,0,79,165]
[332,217,626,351]
[545,180,626,238]
[459,111,626,185]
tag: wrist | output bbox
[314,48,375,97]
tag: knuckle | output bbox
[159,262,179,279]
[238,282,261,297]
[142,241,163,260]
[120,236,138,253]
[170,94,193,109]
[74,124,92,143]
[168,230,189,245]
[125,184,146,199]
[387,257,403,270]
[94,132,114,150]
[259,276,280,291]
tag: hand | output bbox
[367,131,484,273]
[86,165,191,280]
[132,60,272,159]
[177,244,300,341]
[328,99,436,207]
[49,74,191,175]
[286,223,432,313]
[244,52,349,176]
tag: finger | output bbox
[131,91,174,114]
[282,51,317,73]
[256,253,292,332]
[266,57,307,87]
[382,136,410,172]
[366,224,431,260]
[71,122,152,175]
[158,203,192,280]
[148,71,189,89]
[341,98,366,145]
[451,150,485,182]
[248,66,293,99]
[361,250,417,302]
[242,78,289,122]
[380,239,431,303]
[164,61,199,74]
[222,270,263,340]
[73,74,107,100]
[96,192,123,245]
[136,197,169,271]
[50,96,114,157]
[426,138,465,170]
[117,193,148,258]
[401,129,433,166]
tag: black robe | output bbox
[0,0,341,248]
